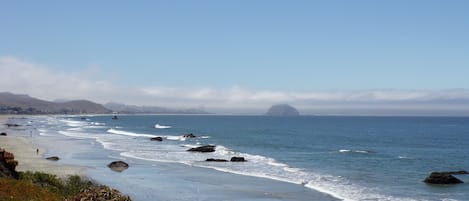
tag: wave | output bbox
[60,119,88,127]
[107,129,156,138]
[338,149,373,154]
[155,124,171,129]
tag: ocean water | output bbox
[17,115,469,201]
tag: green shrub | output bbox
[19,171,93,197]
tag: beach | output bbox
[0,115,84,177]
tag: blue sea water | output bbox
[20,115,469,200]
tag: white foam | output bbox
[338,149,372,154]
[60,119,88,127]
[164,135,186,141]
[155,124,172,129]
[58,130,95,139]
[107,129,155,138]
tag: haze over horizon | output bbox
[1,1,469,115]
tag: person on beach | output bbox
[36,148,39,155]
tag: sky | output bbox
[1,1,469,115]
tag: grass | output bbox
[0,177,61,201]
[19,171,93,197]
[0,171,93,201]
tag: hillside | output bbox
[0,92,111,114]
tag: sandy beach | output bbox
[0,115,84,177]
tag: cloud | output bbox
[1,56,469,115]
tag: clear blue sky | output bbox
[1,0,468,91]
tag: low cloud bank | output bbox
[1,56,468,115]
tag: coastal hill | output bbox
[104,102,208,114]
[265,104,300,116]
[0,92,111,114]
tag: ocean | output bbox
[14,115,469,201]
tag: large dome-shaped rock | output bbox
[424,172,464,184]
[107,161,129,172]
[265,104,300,116]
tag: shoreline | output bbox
[1,115,340,201]
[0,115,84,178]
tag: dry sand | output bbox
[0,115,84,177]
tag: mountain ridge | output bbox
[0,92,111,114]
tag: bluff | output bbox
[265,104,300,116]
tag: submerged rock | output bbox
[46,156,60,161]
[424,172,464,184]
[230,157,246,162]
[265,104,300,116]
[107,161,129,172]
[183,133,196,138]
[187,145,216,153]
[150,137,163,141]
[206,158,228,162]
[439,170,469,175]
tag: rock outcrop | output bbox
[205,158,228,162]
[0,132,6,136]
[265,104,300,117]
[424,171,466,184]
[107,161,129,172]
[183,133,196,138]
[187,145,216,153]
[45,156,60,161]
[0,148,19,179]
[230,157,246,162]
[69,185,132,201]
[150,137,163,141]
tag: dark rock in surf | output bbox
[230,157,246,162]
[150,137,163,141]
[46,156,60,161]
[107,161,129,172]
[265,104,300,117]
[0,132,6,136]
[183,133,196,138]
[187,145,216,153]
[5,123,20,127]
[424,172,464,184]
[206,158,228,162]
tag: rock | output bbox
[0,132,6,136]
[439,170,468,175]
[46,156,60,161]
[0,149,19,179]
[187,145,216,153]
[424,172,464,184]
[230,157,246,162]
[150,137,163,141]
[206,158,228,162]
[69,185,132,201]
[107,161,129,172]
[265,104,300,116]
[183,133,196,138]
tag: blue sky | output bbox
[1,1,469,114]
